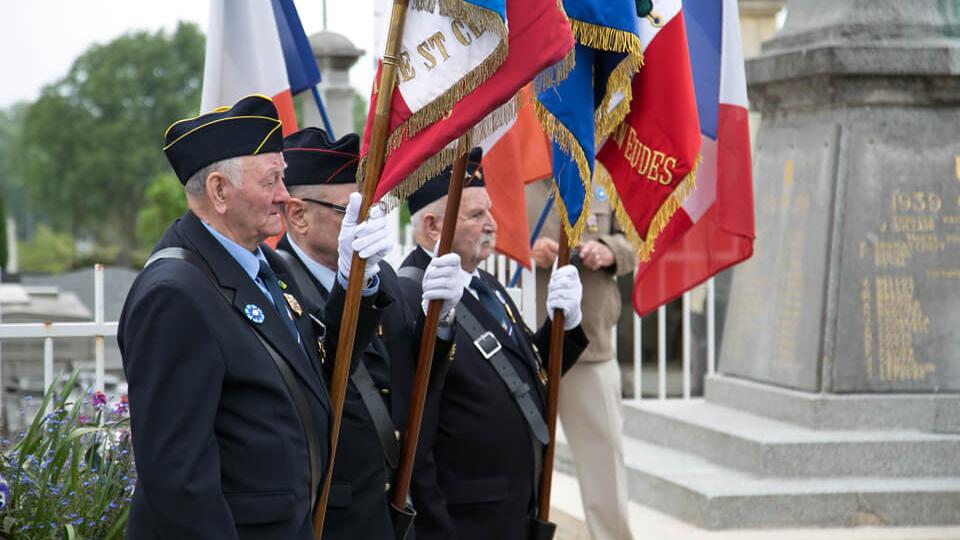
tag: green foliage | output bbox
[18,224,74,274]
[353,93,368,136]
[0,104,27,245]
[0,371,135,539]
[136,173,186,248]
[0,192,7,270]
[12,22,205,262]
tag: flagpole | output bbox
[508,193,555,288]
[537,227,569,522]
[390,133,471,511]
[312,0,409,536]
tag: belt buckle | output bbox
[473,331,502,360]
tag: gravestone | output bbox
[721,0,960,393]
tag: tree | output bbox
[12,22,204,264]
[18,224,74,274]
[0,103,27,263]
[137,172,187,249]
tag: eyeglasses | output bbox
[300,198,347,214]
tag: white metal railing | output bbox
[0,265,117,407]
[2,239,716,403]
[396,222,716,401]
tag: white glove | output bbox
[546,264,582,330]
[421,252,466,319]
[337,192,393,282]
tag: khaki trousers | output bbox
[559,359,634,540]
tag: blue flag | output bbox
[271,0,322,94]
[535,0,643,242]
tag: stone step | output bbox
[704,374,960,432]
[623,398,960,478]
[555,436,960,530]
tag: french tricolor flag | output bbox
[200,0,321,137]
[630,0,755,316]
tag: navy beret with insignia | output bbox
[407,147,485,216]
[162,94,284,184]
[283,128,360,186]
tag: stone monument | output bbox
[302,31,364,137]
[722,0,960,395]
[596,1,960,530]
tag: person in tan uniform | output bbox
[527,178,636,540]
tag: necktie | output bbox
[470,276,511,334]
[258,260,301,344]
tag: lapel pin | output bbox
[278,279,288,290]
[244,304,265,324]
[284,293,303,317]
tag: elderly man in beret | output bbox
[398,149,589,540]
[275,127,465,538]
[118,95,391,539]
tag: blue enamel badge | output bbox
[594,184,608,202]
[244,304,265,324]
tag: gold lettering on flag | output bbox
[397,19,487,83]
[612,124,680,186]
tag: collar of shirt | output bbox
[201,220,268,282]
[285,234,336,293]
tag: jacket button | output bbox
[385,482,391,492]
[380,387,391,395]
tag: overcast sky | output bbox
[0,0,377,109]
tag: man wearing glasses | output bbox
[276,128,465,539]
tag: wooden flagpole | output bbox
[537,227,570,521]
[390,134,471,511]
[312,0,410,536]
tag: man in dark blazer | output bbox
[118,95,391,539]
[275,127,465,538]
[399,150,589,540]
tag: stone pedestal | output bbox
[304,31,363,137]
[720,0,960,393]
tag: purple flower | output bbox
[92,391,107,408]
[79,415,88,424]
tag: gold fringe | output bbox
[567,20,646,141]
[569,20,644,57]
[379,92,523,211]
[594,53,643,142]
[358,93,524,213]
[532,98,592,246]
[532,46,576,95]
[595,155,701,262]
[384,1,508,153]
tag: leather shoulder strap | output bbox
[455,306,549,446]
[276,249,326,303]
[146,247,324,508]
[397,265,425,285]
[276,248,401,471]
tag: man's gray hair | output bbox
[410,197,447,232]
[183,156,245,198]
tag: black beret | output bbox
[283,128,360,186]
[162,94,284,184]
[407,147,485,215]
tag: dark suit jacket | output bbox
[118,211,387,540]
[400,247,588,540]
[276,235,453,539]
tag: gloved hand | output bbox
[421,252,466,319]
[338,192,393,282]
[546,264,582,330]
